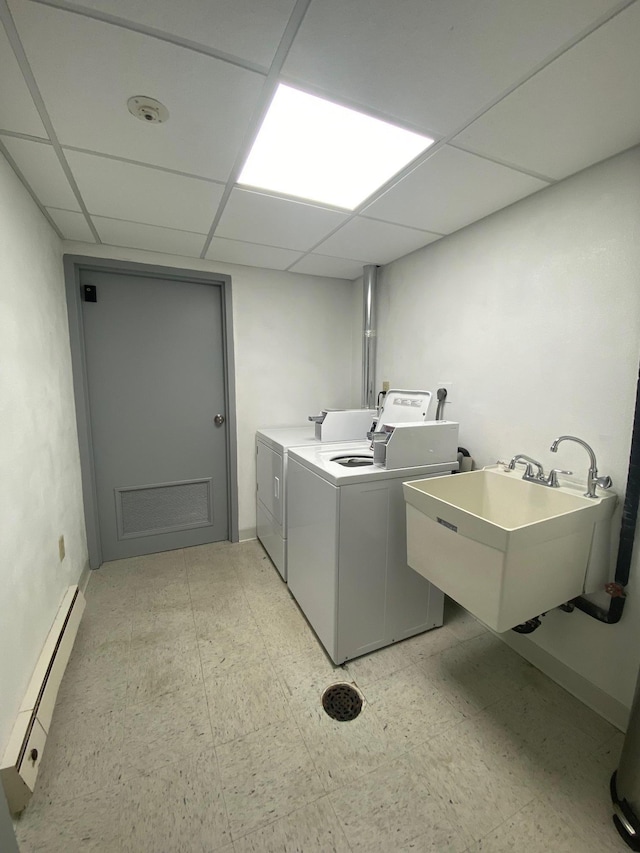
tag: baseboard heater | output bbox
[1,585,85,813]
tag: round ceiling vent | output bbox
[127,96,169,124]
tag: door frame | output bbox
[63,254,239,568]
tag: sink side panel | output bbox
[406,504,504,628]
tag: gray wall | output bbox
[375,146,640,723]
[0,151,88,749]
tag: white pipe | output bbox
[361,265,378,409]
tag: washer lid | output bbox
[379,389,432,426]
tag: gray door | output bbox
[80,270,229,561]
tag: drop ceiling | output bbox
[1,0,639,280]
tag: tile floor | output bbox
[14,540,629,852]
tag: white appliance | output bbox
[308,408,377,441]
[372,421,458,469]
[287,422,459,664]
[371,388,433,433]
[256,409,376,581]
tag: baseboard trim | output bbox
[499,630,630,732]
[77,561,91,594]
[239,527,257,542]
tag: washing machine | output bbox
[256,409,376,580]
[286,420,459,664]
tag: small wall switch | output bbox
[382,380,390,392]
[58,535,65,562]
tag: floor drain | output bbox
[322,682,363,721]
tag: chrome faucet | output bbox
[508,454,545,481]
[549,435,612,498]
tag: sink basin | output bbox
[403,468,617,632]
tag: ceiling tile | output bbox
[283,0,622,136]
[315,218,440,265]
[55,0,297,68]
[46,207,95,241]
[11,0,264,181]
[0,22,46,136]
[289,253,366,280]
[216,189,349,251]
[2,136,80,210]
[65,150,224,232]
[453,2,640,179]
[205,236,302,270]
[93,217,206,257]
[364,145,549,235]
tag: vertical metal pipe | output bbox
[613,670,640,843]
[361,265,378,409]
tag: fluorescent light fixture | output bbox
[238,84,434,210]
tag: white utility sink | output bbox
[403,467,617,632]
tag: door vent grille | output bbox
[115,478,213,539]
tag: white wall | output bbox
[62,242,357,537]
[376,146,640,721]
[0,154,88,749]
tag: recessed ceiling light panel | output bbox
[238,84,434,210]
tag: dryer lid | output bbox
[378,389,432,427]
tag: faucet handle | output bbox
[547,468,573,487]
[595,474,613,490]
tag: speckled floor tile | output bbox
[73,606,132,652]
[134,577,192,611]
[119,747,230,852]
[128,549,187,587]
[250,598,318,657]
[406,718,539,843]
[404,624,463,664]
[198,629,269,674]
[193,603,263,648]
[184,539,235,565]
[466,795,606,853]
[363,663,465,754]
[329,753,468,853]
[33,706,125,807]
[233,797,351,853]
[14,782,124,853]
[521,737,629,853]
[344,641,418,690]
[203,657,290,745]
[189,576,249,614]
[130,605,197,645]
[88,557,140,589]
[518,669,618,744]
[480,683,609,782]
[291,697,395,791]
[123,683,212,776]
[16,543,626,853]
[443,598,488,641]
[273,640,345,707]
[415,634,518,716]
[55,636,130,712]
[216,719,325,838]
[126,637,203,705]
[84,576,137,613]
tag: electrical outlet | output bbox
[58,535,65,562]
[382,380,390,392]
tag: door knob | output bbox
[214,414,225,426]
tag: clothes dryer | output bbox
[256,409,375,580]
